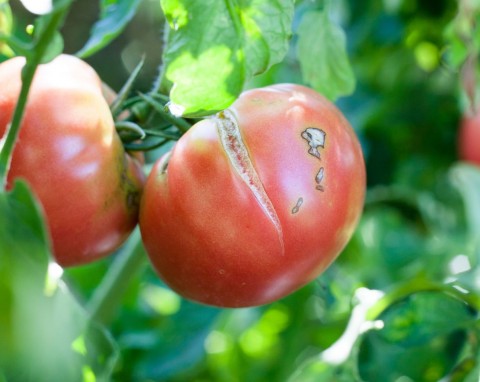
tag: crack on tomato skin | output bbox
[158,151,172,175]
[215,109,285,255]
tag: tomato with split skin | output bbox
[0,54,145,267]
[140,84,366,307]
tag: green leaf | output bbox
[443,19,469,69]
[1,1,69,61]
[288,358,356,382]
[450,164,480,242]
[160,0,294,117]
[33,27,64,64]
[378,292,475,346]
[77,0,143,58]
[0,0,13,56]
[29,0,71,63]
[358,291,475,382]
[0,180,51,263]
[296,10,355,101]
[120,289,221,380]
[449,354,480,382]
[0,182,118,382]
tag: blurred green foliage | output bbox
[1,0,480,381]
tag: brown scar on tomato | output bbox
[301,128,327,191]
[216,110,285,255]
[315,167,325,192]
[301,127,326,159]
[291,197,304,214]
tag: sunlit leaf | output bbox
[160,0,294,117]
[0,0,13,56]
[77,0,143,58]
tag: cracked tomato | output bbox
[140,84,366,307]
[0,54,145,267]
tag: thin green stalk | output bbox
[139,93,191,133]
[143,128,180,141]
[366,278,480,321]
[115,121,147,140]
[0,64,37,187]
[87,229,147,326]
[124,138,169,152]
[111,57,145,117]
[150,21,170,95]
[0,3,70,189]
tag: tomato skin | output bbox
[140,84,366,307]
[459,111,480,165]
[0,54,145,267]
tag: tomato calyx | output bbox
[215,109,285,255]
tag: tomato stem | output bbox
[87,229,147,326]
[0,3,70,189]
[150,22,170,95]
[110,57,146,117]
[123,137,171,152]
[0,61,36,188]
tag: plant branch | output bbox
[87,229,147,326]
[0,3,70,189]
[139,93,192,133]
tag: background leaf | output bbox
[377,292,475,346]
[76,0,143,58]
[358,291,475,382]
[0,180,50,263]
[288,357,357,382]
[296,10,355,101]
[450,163,480,243]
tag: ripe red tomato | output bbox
[0,54,145,267]
[140,84,366,307]
[458,110,480,165]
